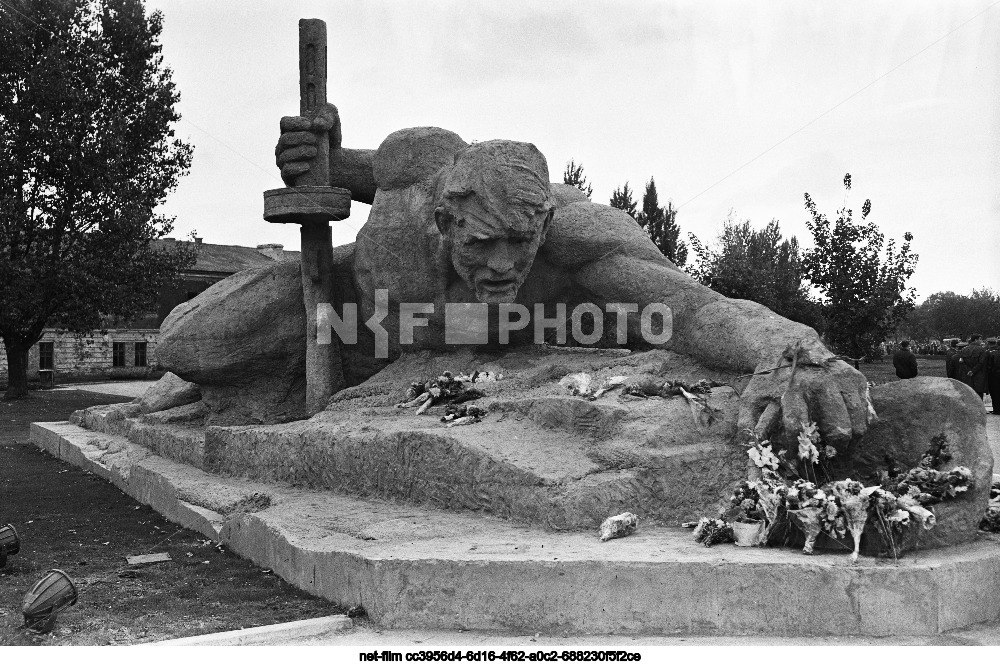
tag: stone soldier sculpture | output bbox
[141,23,992,545]
[161,99,873,449]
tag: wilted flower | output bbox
[888,509,911,525]
[823,445,837,459]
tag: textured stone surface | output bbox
[157,261,308,424]
[136,372,201,414]
[31,419,1000,637]
[850,377,992,548]
[202,347,744,528]
[73,352,992,546]
[372,127,467,190]
[72,402,207,468]
[78,348,746,528]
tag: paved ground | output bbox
[286,623,1000,647]
[52,380,157,398]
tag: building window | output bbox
[112,342,127,367]
[38,342,54,370]
[134,342,148,367]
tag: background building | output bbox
[0,240,298,387]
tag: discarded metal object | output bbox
[22,569,78,633]
[0,523,19,567]
[732,520,766,547]
[599,512,638,542]
[126,552,172,565]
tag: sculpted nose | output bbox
[486,241,515,273]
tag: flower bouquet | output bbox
[692,517,734,547]
[396,371,485,414]
[724,481,768,546]
[440,404,487,427]
[830,480,869,563]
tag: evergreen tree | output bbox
[609,182,637,220]
[636,177,687,267]
[562,159,593,198]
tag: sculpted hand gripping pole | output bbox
[263,18,350,414]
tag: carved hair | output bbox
[438,140,554,232]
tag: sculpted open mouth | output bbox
[479,278,517,293]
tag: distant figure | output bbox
[892,340,918,379]
[958,334,989,400]
[946,339,961,379]
[987,338,1000,415]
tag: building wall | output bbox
[0,329,161,386]
[0,243,291,388]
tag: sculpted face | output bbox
[435,139,555,304]
[445,201,552,303]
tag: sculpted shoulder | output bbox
[373,127,468,191]
[540,194,672,270]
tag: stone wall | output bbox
[0,329,162,386]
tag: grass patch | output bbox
[0,389,342,645]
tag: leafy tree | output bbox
[687,212,824,332]
[899,289,1000,340]
[0,0,195,398]
[562,159,593,198]
[803,174,917,360]
[636,177,687,267]
[609,181,638,220]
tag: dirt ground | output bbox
[0,390,342,646]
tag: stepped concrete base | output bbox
[31,420,1000,637]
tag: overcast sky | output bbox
[145,0,999,302]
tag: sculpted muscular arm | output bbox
[545,201,872,448]
[275,104,377,203]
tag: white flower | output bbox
[748,443,779,470]
[798,433,819,463]
[888,509,911,525]
[800,421,820,443]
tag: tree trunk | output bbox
[4,341,30,400]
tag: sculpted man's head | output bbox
[434,140,555,304]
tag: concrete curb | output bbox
[31,420,1000,637]
[147,615,353,645]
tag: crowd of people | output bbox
[891,335,1000,414]
[882,340,950,356]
